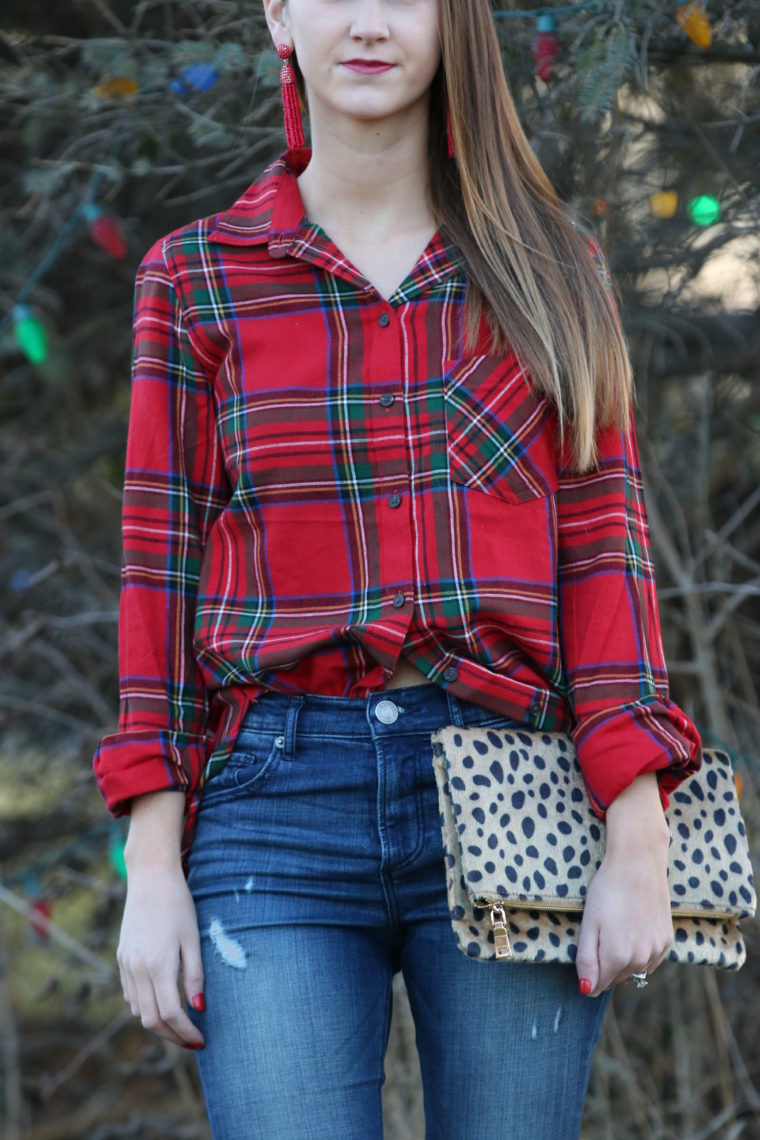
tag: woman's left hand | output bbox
[575,772,675,997]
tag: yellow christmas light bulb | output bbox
[93,76,140,99]
[676,3,712,50]
[649,190,678,218]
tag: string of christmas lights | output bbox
[1,2,717,367]
[0,164,128,365]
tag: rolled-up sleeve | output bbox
[93,239,230,816]
[557,240,702,818]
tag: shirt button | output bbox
[392,592,405,608]
[388,492,402,508]
[379,393,394,407]
[378,312,390,327]
[375,698,399,724]
[443,665,458,682]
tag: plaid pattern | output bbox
[93,145,701,861]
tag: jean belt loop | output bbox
[445,691,465,728]
[283,695,304,758]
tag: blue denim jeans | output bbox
[186,682,612,1139]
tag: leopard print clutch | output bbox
[430,726,756,969]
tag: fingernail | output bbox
[183,1041,205,1050]
[191,992,206,1012]
[578,978,592,995]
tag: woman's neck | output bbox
[295,115,435,239]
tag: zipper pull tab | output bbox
[489,905,512,959]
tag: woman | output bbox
[94,1,702,1136]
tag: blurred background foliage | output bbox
[1,1,759,1137]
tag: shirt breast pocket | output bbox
[442,353,558,504]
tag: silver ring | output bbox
[630,971,648,989]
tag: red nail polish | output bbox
[578,978,592,995]
[191,992,206,1012]
[183,1041,204,1050]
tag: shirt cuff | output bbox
[93,729,207,816]
[573,694,703,820]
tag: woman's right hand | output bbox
[117,790,205,1049]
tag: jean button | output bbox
[374,699,399,724]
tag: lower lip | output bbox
[342,63,394,74]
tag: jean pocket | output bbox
[200,732,285,805]
[443,353,558,504]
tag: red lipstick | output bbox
[342,60,394,74]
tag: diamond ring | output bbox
[629,971,648,989]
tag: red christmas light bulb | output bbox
[82,204,128,260]
[29,897,52,940]
[532,14,561,84]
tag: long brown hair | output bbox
[288,0,633,471]
[430,0,633,470]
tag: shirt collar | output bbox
[209,145,313,248]
[208,146,465,298]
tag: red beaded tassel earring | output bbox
[446,99,456,159]
[277,42,305,149]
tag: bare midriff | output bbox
[382,656,431,690]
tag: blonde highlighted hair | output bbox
[431,0,634,471]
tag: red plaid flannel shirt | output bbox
[93,146,702,861]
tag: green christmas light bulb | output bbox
[13,305,48,364]
[688,195,721,227]
[108,825,128,880]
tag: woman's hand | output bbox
[117,791,206,1049]
[575,773,674,997]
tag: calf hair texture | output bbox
[431,727,756,970]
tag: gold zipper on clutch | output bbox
[473,895,583,916]
[667,908,737,920]
[486,904,512,958]
[472,895,737,922]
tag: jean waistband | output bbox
[238,682,524,741]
